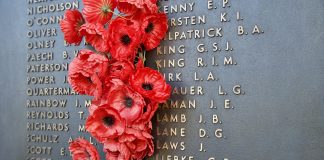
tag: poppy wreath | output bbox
[60,0,171,159]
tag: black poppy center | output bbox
[142,83,153,90]
[103,116,115,126]
[145,22,154,33]
[143,106,147,113]
[77,20,85,29]
[121,35,131,45]
[86,77,92,83]
[125,97,133,108]
[101,5,111,13]
[115,65,123,71]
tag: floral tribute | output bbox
[60,0,170,159]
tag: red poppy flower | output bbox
[108,60,135,82]
[82,0,117,24]
[88,101,100,116]
[140,12,168,50]
[69,138,100,160]
[60,10,85,45]
[108,85,145,124]
[103,77,125,92]
[68,49,108,99]
[108,17,141,60]
[117,0,158,14]
[120,128,154,159]
[129,67,171,103]
[135,102,159,124]
[89,78,131,115]
[89,78,125,111]
[79,23,110,53]
[104,139,131,160]
[86,106,125,143]
[104,127,154,160]
[131,121,153,137]
[117,1,138,15]
[130,136,154,159]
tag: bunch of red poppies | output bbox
[60,0,171,159]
